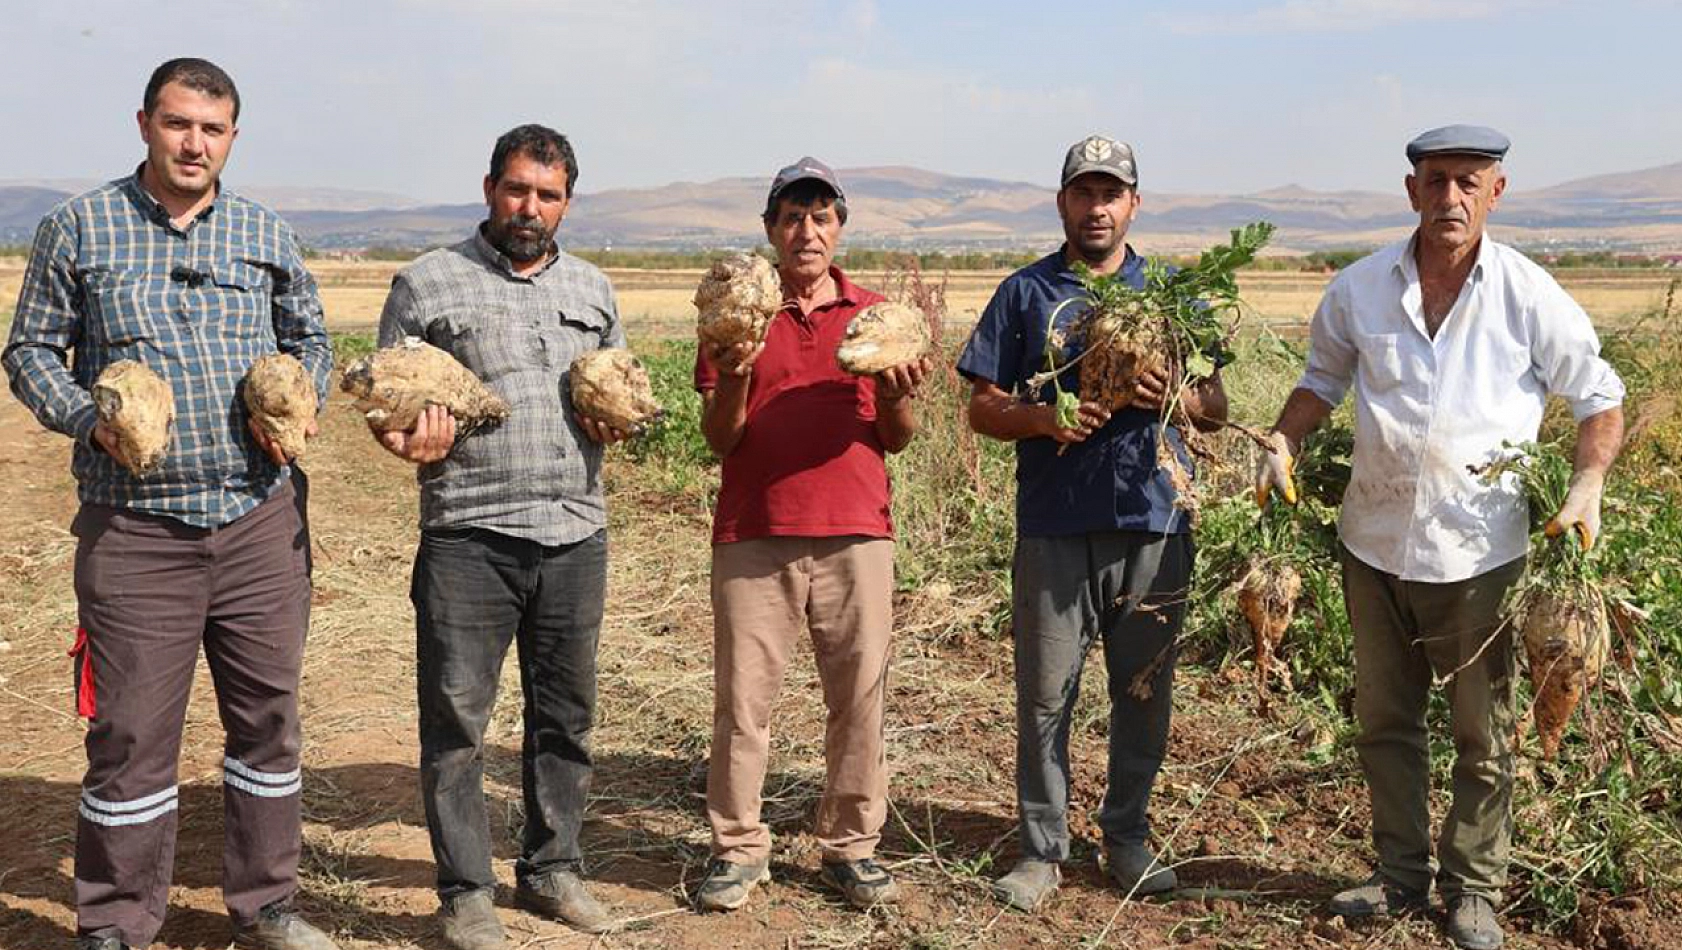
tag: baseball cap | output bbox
[767,156,845,201]
[1061,135,1138,188]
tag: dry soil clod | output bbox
[243,353,317,460]
[569,348,663,432]
[91,359,174,477]
[339,338,510,436]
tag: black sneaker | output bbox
[819,858,901,909]
[1104,842,1177,896]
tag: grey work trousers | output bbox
[1010,530,1193,863]
[71,483,311,948]
[1341,545,1525,903]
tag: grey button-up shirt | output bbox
[377,229,624,545]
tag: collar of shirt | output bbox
[121,165,224,233]
[1392,230,1495,339]
[1051,243,1144,285]
[471,224,562,280]
[776,266,867,324]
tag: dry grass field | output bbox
[2,253,1678,949]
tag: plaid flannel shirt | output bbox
[378,229,623,546]
[2,170,333,528]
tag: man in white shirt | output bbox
[1255,125,1624,950]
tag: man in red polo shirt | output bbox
[691,157,930,912]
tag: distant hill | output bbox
[6,163,1682,253]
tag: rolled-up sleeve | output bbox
[1296,278,1357,408]
[2,213,101,446]
[271,223,334,406]
[1528,281,1624,421]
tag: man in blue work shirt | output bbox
[958,135,1228,912]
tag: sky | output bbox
[2,0,1679,205]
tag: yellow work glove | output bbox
[1254,431,1298,507]
[1543,470,1605,551]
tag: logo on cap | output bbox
[1082,138,1115,163]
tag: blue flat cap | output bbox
[1406,125,1510,164]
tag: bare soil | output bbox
[1,389,1671,949]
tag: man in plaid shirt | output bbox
[371,125,627,950]
[2,60,335,950]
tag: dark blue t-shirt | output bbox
[957,247,1192,537]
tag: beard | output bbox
[487,214,554,263]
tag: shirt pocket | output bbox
[209,260,275,341]
[542,307,609,373]
[1358,334,1407,394]
[448,322,544,384]
[81,268,154,348]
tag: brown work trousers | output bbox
[706,536,894,864]
[70,484,311,948]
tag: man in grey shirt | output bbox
[373,124,628,950]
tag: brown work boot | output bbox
[233,902,340,950]
[1445,894,1504,950]
[514,869,615,934]
[439,889,507,950]
[991,859,1061,911]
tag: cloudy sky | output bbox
[3,0,1678,204]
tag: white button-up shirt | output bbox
[1298,234,1624,583]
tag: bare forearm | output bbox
[874,396,917,453]
[1574,406,1624,476]
[701,381,751,457]
[968,386,1056,442]
[1271,387,1336,451]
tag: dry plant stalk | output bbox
[694,252,782,350]
[91,359,174,477]
[836,301,931,374]
[569,348,663,432]
[339,338,510,435]
[243,353,316,459]
[1237,557,1302,716]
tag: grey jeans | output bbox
[412,526,606,898]
[1010,530,1193,862]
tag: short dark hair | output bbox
[143,58,240,122]
[489,124,578,197]
[762,179,848,226]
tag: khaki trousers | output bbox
[1341,546,1525,903]
[707,536,894,864]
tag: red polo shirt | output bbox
[694,267,893,544]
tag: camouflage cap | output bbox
[1061,135,1138,188]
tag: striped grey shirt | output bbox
[378,230,623,545]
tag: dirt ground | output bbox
[0,386,1673,949]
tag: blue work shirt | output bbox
[957,246,1192,537]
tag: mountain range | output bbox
[5,162,1682,254]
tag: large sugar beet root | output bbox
[1238,559,1302,716]
[836,302,931,375]
[694,253,782,350]
[91,360,174,477]
[569,348,663,432]
[243,353,316,459]
[339,338,510,436]
[1077,304,1167,412]
[1524,590,1609,760]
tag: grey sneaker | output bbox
[439,889,507,950]
[233,903,341,950]
[514,869,614,934]
[1328,873,1429,918]
[694,857,771,912]
[819,858,901,909]
[1105,842,1177,896]
[1446,894,1504,950]
[75,932,128,950]
[991,860,1061,911]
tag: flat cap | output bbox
[768,156,844,202]
[1405,125,1510,164]
[1061,135,1138,187]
